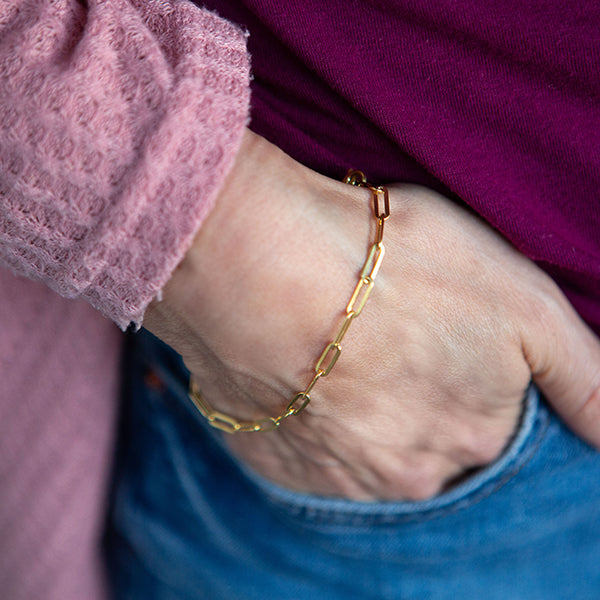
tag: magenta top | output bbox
[203,0,600,333]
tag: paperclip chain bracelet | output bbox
[188,169,391,433]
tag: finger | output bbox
[521,289,600,447]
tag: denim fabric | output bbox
[105,329,600,600]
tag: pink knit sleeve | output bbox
[0,0,250,329]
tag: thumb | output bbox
[522,290,600,448]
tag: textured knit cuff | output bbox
[0,0,251,329]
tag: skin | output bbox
[145,130,600,501]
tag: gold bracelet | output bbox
[188,169,391,433]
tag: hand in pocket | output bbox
[145,131,600,501]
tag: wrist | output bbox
[144,131,372,418]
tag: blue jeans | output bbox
[105,329,600,599]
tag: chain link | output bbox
[188,169,391,433]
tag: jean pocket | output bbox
[130,329,550,529]
[219,385,550,529]
[113,333,598,600]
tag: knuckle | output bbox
[456,419,518,467]
[392,458,446,501]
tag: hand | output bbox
[144,130,600,501]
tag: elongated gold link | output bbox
[333,312,355,345]
[188,169,390,433]
[375,219,385,245]
[206,411,242,434]
[361,243,386,281]
[304,371,323,395]
[244,417,279,432]
[315,342,342,377]
[188,387,212,418]
[372,187,390,220]
[346,276,375,317]
[286,392,311,416]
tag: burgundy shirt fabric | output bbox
[201,0,600,333]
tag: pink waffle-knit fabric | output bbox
[0,1,251,598]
